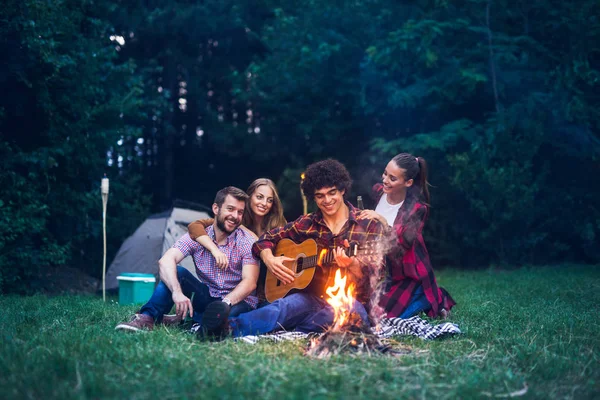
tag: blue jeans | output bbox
[399,285,431,319]
[229,292,370,337]
[140,266,252,323]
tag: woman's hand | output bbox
[356,209,387,225]
[210,248,229,269]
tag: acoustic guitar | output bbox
[264,238,374,302]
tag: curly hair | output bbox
[301,159,352,198]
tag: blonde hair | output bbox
[242,178,287,234]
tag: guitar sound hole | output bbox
[296,257,304,272]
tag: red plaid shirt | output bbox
[252,201,384,304]
[372,184,456,318]
[174,227,259,308]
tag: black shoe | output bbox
[201,301,231,337]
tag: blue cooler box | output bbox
[117,273,156,305]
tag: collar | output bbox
[313,200,358,228]
[206,224,237,246]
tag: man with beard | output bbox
[115,186,260,332]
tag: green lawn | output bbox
[1,266,598,399]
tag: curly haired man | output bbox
[201,159,384,337]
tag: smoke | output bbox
[357,229,397,327]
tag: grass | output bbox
[1,265,599,399]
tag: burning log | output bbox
[305,269,411,358]
[305,313,398,358]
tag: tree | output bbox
[364,0,600,265]
[107,1,274,209]
[0,0,149,291]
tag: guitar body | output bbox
[264,238,318,303]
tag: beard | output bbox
[215,211,241,234]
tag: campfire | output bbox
[305,268,410,358]
[325,269,355,331]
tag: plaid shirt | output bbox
[252,201,384,304]
[174,227,259,308]
[372,184,456,318]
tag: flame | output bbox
[300,172,305,180]
[326,269,355,330]
[317,249,327,267]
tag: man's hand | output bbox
[264,254,296,285]
[210,248,229,269]
[172,291,193,318]
[333,239,355,268]
[334,247,355,268]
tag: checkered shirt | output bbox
[252,201,384,303]
[173,227,259,308]
[371,184,456,318]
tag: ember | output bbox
[305,269,410,358]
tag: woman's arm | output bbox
[356,209,389,226]
[187,218,214,240]
[187,218,228,269]
[356,183,389,225]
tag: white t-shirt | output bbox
[375,193,403,226]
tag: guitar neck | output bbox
[298,245,358,272]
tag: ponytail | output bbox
[391,153,431,205]
[415,157,430,205]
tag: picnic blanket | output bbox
[235,316,461,344]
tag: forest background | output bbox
[1,0,599,292]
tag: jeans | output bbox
[229,292,370,337]
[140,266,252,323]
[399,285,431,319]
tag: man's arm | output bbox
[222,263,259,305]
[333,240,363,281]
[158,247,194,318]
[252,217,311,284]
[334,218,386,293]
[259,248,296,284]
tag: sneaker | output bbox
[115,313,154,332]
[160,314,183,327]
[201,301,231,336]
[190,323,203,335]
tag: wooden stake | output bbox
[101,175,109,302]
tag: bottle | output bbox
[357,196,364,210]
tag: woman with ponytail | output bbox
[357,153,455,319]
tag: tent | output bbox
[106,207,211,290]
